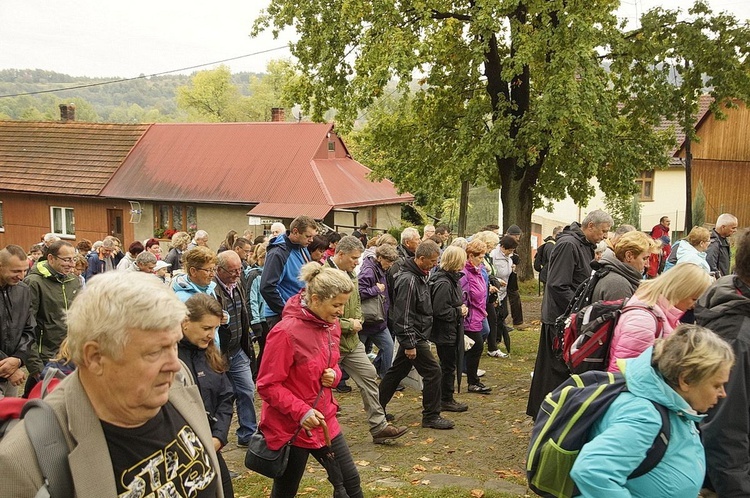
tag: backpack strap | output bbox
[621,305,665,339]
[629,401,671,479]
[22,399,74,498]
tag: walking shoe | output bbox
[477,369,486,377]
[372,424,409,444]
[335,383,352,393]
[468,382,492,394]
[422,416,455,430]
[236,440,249,448]
[366,352,378,362]
[395,384,406,392]
[441,400,469,412]
[487,350,509,358]
[515,323,533,330]
[385,413,395,422]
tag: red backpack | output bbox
[561,300,663,374]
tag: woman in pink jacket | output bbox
[608,262,712,372]
[460,240,491,394]
[255,263,363,497]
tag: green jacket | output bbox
[326,258,363,353]
[23,261,82,375]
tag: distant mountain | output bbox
[0,68,262,122]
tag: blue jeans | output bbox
[227,349,257,444]
[359,328,394,378]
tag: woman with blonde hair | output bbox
[666,226,711,274]
[571,324,734,497]
[255,263,362,497]
[607,263,712,372]
[591,231,656,302]
[430,246,470,411]
[164,231,190,272]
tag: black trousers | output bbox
[526,323,570,419]
[272,433,363,498]
[379,340,442,421]
[508,287,524,325]
[464,331,484,385]
[252,321,270,375]
[435,343,458,402]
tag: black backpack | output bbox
[527,370,670,498]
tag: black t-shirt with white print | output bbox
[100,402,218,498]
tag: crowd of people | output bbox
[0,208,747,497]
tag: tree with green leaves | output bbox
[254,0,750,279]
[176,65,247,122]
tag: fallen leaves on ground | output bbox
[470,490,485,498]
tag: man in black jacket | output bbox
[534,226,561,284]
[696,228,750,497]
[379,240,454,430]
[0,245,35,397]
[526,210,612,418]
[706,213,738,278]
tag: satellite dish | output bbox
[128,201,142,224]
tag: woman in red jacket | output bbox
[255,262,363,497]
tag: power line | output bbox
[0,46,289,99]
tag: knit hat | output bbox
[507,225,522,235]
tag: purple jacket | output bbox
[357,255,389,334]
[460,261,488,332]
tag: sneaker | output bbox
[335,383,352,393]
[422,416,455,430]
[468,382,492,394]
[236,440,249,448]
[441,400,469,412]
[487,350,509,358]
[477,369,486,377]
[372,424,409,444]
[366,352,377,361]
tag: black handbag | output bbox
[361,293,385,323]
[244,429,297,478]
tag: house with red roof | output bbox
[528,96,749,242]
[0,108,413,251]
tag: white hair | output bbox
[66,271,187,364]
[716,213,738,228]
[194,230,209,240]
[271,222,286,233]
[400,227,420,244]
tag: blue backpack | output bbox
[527,370,670,498]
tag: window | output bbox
[155,204,197,233]
[635,170,654,201]
[51,206,75,237]
[0,200,4,232]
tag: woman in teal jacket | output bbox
[571,325,734,498]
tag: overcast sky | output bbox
[0,0,747,79]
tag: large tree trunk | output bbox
[500,174,535,281]
[458,180,470,237]
[684,134,693,230]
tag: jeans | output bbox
[359,328,394,378]
[227,349,257,444]
[272,433,363,498]
[379,340,442,421]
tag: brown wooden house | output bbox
[0,120,148,251]
[676,100,750,226]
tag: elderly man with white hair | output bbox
[188,230,210,251]
[0,271,223,497]
[269,222,286,238]
[706,213,739,278]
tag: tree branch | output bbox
[430,9,472,22]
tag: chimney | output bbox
[59,103,76,122]
[271,107,285,122]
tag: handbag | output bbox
[244,429,298,478]
[361,293,385,323]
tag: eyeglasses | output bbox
[53,256,76,264]
[219,267,242,276]
[195,267,217,274]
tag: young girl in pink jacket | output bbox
[608,263,712,372]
